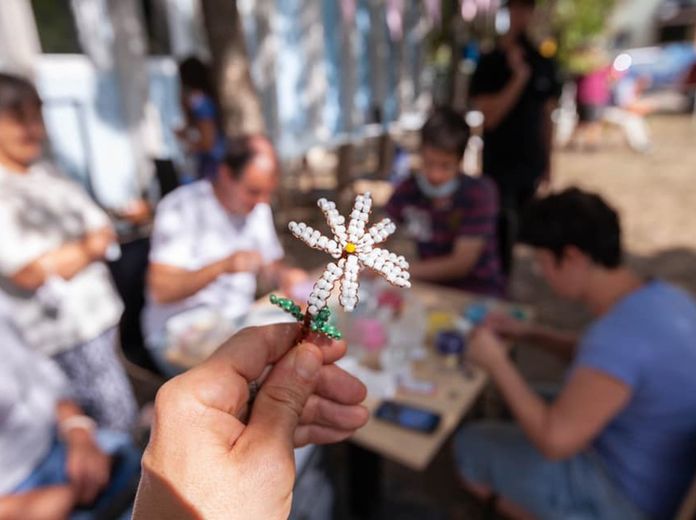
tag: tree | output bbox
[199,0,265,136]
[543,0,617,71]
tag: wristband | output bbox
[59,415,97,439]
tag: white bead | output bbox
[318,236,328,248]
[327,240,338,251]
[308,305,318,315]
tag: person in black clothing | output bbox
[469,0,561,275]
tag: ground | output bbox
[282,114,696,519]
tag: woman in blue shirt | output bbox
[176,57,226,179]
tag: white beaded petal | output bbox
[288,193,411,314]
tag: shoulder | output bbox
[157,180,211,213]
[392,175,421,198]
[458,175,498,204]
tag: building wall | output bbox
[608,0,663,48]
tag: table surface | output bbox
[167,281,526,472]
[348,283,521,471]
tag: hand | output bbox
[507,45,531,81]
[134,323,368,520]
[226,251,263,274]
[537,173,552,196]
[483,311,531,341]
[82,228,116,261]
[279,268,309,297]
[118,199,152,225]
[467,326,507,372]
[64,429,111,506]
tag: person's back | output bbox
[576,280,696,518]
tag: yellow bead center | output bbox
[344,242,357,254]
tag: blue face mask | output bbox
[415,173,460,199]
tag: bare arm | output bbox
[148,260,229,305]
[10,227,115,291]
[410,237,485,282]
[469,328,631,460]
[485,313,579,361]
[183,119,217,153]
[540,99,556,185]
[491,361,629,459]
[521,324,579,361]
[472,44,531,131]
[473,74,529,130]
[0,487,75,520]
[148,251,262,304]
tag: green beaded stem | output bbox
[269,295,343,340]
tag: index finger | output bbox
[180,324,345,416]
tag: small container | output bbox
[435,330,466,370]
[464,302,489,325]
[426,311,456,341]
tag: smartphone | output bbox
[374,401,441,434]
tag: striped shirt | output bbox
[385,174,504,297]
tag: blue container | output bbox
[435,330,466,356]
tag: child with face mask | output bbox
[385,108,505,296]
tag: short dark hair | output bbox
[178,56,216,97]
[0,73,42,120]
[420,107,470,160]
[519,188,623,268]
[223,135,272,180]
[507,0,536,8]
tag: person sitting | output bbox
[455,188,696,519]
[0,307,141,520]
[143,134,307,375]
[385,107,504,297]
[0,72,137,432]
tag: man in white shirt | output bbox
[144,135,307,373]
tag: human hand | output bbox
[466,326,507,372]
[507,45,531,81]
[226,250,263,274]
[483,311,531,341]
[134,323,368,520]
[279,268,310,297]
[118,199,152,225]
[64,429,111,506]
[83,227,117,261]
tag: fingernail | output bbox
[294,346,321,381]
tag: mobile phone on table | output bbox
[374,400,441,434]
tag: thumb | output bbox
[244,341,322,449]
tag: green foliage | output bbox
[541,0,617,71]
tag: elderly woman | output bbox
[0,72,136,431]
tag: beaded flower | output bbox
[289,192,411,315]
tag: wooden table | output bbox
[348,283,521,471]
[166,281,526,473]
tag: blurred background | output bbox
[2,1,696,519]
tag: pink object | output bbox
[577,67,611,106]
[378,290,404,314]
[353,318,388,352]
[290,280,315,302]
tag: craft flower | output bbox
[288,192,411,316]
